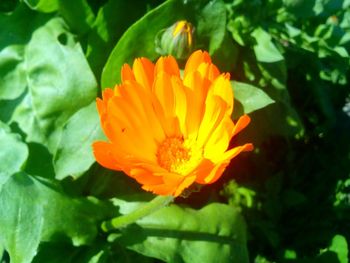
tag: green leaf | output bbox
[0,5,50,101]
[283,0,317,18]
[232,81,275,115]
[0,46,26,100]
[196,0,226,54]
[212,33,239,73]
[101,0,188,88]
[24,143,55,179]
[32,240,155,263]
[251,27,284,63]
[9,16,97,152]
[58,0,95,35]
[0,122,28,188]
[54,101,105,180]
[0,172,112,263]
[86,0,148,80]
[23,0,59,13]
[113,201,249,263]
[24,0,95,33]
[326,235,348,263]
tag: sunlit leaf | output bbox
[54,102,105,180]
[196,0,226,54]
[0,122,28,188]
[251,27,284,63]
[9,15,97,152]
[232,81,275,115]
[113,200,249,263]
[23,0,58,13]
[0,5,50,101]
[326,235,348,263]
[0,172,112,263]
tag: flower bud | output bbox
[155,20,194,59]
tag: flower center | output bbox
[157,137,202,175]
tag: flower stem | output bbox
[101,195,174,232]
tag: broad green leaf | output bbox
[23,0,58,13]
[10,17,97,152]
[251,27,284,63]
[0,172,113,263]
[25,143,55,179]
[54,101,105,180]
[327,235,348,263]
[0,46,26,100]
[113,201,249,263]
[0,122,28,188]
[86,0,148,80]
[196,0,226,54]
[32,240,155,263]
[212,33,239,73]
[232,81,275,115]
[101,0,188,88]
[58,0,95,35]
[0,5,50,101]
[24,0,95,33]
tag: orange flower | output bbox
[93,50,253,197]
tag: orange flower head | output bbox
[93,50,253,197]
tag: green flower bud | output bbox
[155,20,194,59]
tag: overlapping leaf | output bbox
[0,172,113,263]
[0,5,97,153]
[113,200,249,263]
[0,122,28,188]
[54,102,105,180]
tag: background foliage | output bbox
[0,0,349,262]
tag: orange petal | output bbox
[203,161,229,184]
[196,96,227,147]
[153,72,183,137]
[121,64,135,83]
[142,184,175,196]
[208,74,233,115]
[174,175,196,197]
[142,173,196,197]
[153,72,175,117]
[133,57,155,90]
[96,89,114,119]
[193,159,215,184]
[129,168,163,185]
[104,96,158,163]
[155,56,180,77]
[118,80,165,142]
[183,71,210,137]
[196,62,220,81]
[222,143,254,161]
[232,115,251,137]
[193,158,229,185]
[172,76,187,136]
[92,141,121,170]
[184,50,211,77]
[203,119,233,162]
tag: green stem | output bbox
[101,195,174,232]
